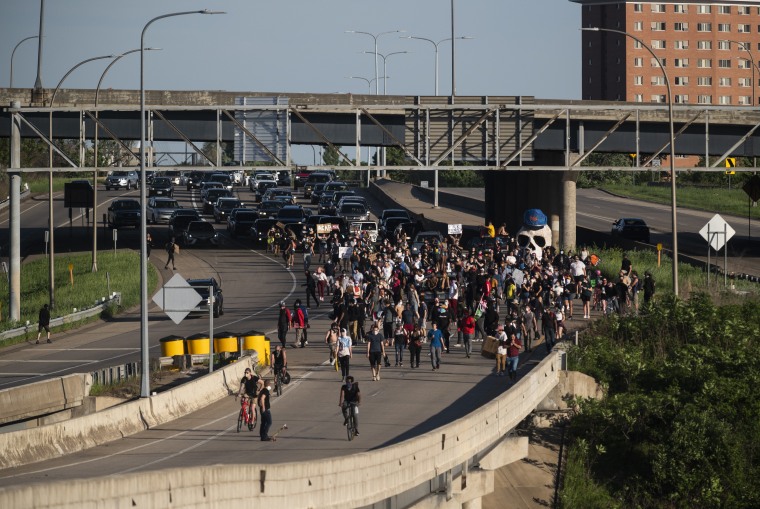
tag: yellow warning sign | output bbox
[725,157,736,168]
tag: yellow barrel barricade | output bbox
[264,340,271,366]
[159,335,185,357]
[186,333,211,355]
[242,330,267,365]
[214,332,239,354]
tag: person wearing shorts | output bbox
[366,323,385,381]
[36,304,51,344]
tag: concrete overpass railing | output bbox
[0,352,562,509]
[0,374,92,426]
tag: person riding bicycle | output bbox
[270,344,288,381]
[339,375,361,436]
[237,368,263,402]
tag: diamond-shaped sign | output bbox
[699,214,736,252]
[742,175,760,203]
[152,274,203,324]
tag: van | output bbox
[350,221,378,242]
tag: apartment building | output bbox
[573,1,760,105]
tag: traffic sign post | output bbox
[699,214,735,288]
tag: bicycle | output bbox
[274,368,286,397]
[345,402,358,441]
[237,396,258,432]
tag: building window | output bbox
[739,77,752,87]
[674,40,689,50]
[739,24,751,33]
[718,59,732,68]
[698,95,712,104]
[738,96,752,105]
[634,94,644,102]
[719,6,731,15]
[651,21,666,31]
[718,24,731,32]
[651,40,666,49]
[652,4,666,13]
[675,76,689,86]
[674,58,688,68]
[738,6,750,15]
[634,3,643,12]
[697,5,711,14]
[634,75,643,85]
[634,40,642,49]
[697,23,712,32]
[651,57,666,67]
[651,76,666,85]
[719,77,732,86]
[634,57,643,67]
[697,40,712,50]
[651,94,667,103]
[634,21,643,31]
[674,95,689,104]
[674,22,688,31]
[719,96,732,105]
[697,76,712,86]
[697,58,712,68]
[674,4,687,13]
[738,59,751,69]
[718,40,730,50]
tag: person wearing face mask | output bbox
[258,379,273,441]
[339,375,361,435]
[367,323,385,381]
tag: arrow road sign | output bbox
[152,274,203,325]
[699,214,735,252]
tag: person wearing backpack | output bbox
[164,237,177,270]
[643,271,656,304]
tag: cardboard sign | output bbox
[448,224,462,235]
[339,246,353,259]
[316,224,332,234]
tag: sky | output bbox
[1,0,582,164]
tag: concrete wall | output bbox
[0,374,92,425]
[0,353,562,509]
[0,356,255,470]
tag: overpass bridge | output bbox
[4,87,760,243]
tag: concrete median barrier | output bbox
[0,374,92,426]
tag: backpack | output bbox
[383,307,395,323]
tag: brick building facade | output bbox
[573,1,760,105]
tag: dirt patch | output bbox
[91,366,210,399]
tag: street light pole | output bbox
[140,9,224,398]
[451,0,456,98]
[93,48,159,273]
[10,36,39,88]
[362,51,408,94]
[346,30,404,95]
[49,54,115,310]
[729,40,756,106]
[582,27,679,296]
[402,36,472,96]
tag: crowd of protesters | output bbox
[275,220,654,380]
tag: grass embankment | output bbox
[0,250,157,345]
[600,183,760,219]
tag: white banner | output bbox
[447,224,462,235]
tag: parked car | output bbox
[337,202,370,222]
[213,197,244,223]
[107,199,141,229]
[182,220,220,247]
[149,176,174,197]
[147,197,182,224]
[324,181,349,193]
[380,209,412,232]
[292,169,311,189]
[250,218,279,245]
[276,205,309,226]
[411,231,445,254]
[208,173,233,191]
[249,172,276,192]
[253,179,278,202]
[381,217,414,240]
[257,200,285,219]
[168,209,201,237]
[185,171,207,190]
[104,170,139,191]
[318,192,337,215]
[303,171,333,198]
[262,188,295,204]
[203,188,233,213]
[187,277,224,318]
[612,217,650,243]
[310,183,327,205]
[226,208,258,238]
[349,220,379,243]
[163,170,182,185]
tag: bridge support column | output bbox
[9,101,21,322]
[562,171,577,251]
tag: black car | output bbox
[276,205,308,225]
[187,277,224,318]
[381,217,414,240]
[318,192,337,215]
[182,220,220,247]
[213,197,244,223]
[254,180,278,202]
[612,218,650,243]
[257,200,285,219]
[226,209,258,238]
[303,172,332,198]
[203,188,233,214]
[185,171,207,190]
[168,209,201,237]
[107,199,141,229]
[310,183,327,205]
[250,218,280,245]
[149,177,173,197]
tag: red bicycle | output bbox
[237,396,258,432]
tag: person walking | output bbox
[506,332,523,382]
[461,308,475,358]
[258,379,273,441]
[495,328,508,376]
[146,232,153,258]
[292,300,307,348]
[393,322,408,367]
[303,271,320,308]
[541,306,558,354]
[337,327,352,381]
[428,322,444,371]
[164,237,177,270]
[408,324,424,368]
[643,271,656,304]
[521,305,538,353]
[277,301,291,348]
[366,323,385,381]
[36,303,51,344]
[325,322,339,364]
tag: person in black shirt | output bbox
[258,380,273,441]
[36,304,51,344]
[339,376,361,435]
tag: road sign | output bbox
[152,274,202,325]
[656,243,662,251]
[743,175,760,203]
[725,157,736,168]
[699,214,735,251]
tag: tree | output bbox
[322,145,341,166]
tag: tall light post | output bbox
[140,9,224,398]
[346,30,404,95]
[10,36,39,87]
[582,27,679,296]
[451,0,456,98]
[728,40,756,106]
[401,36,472,95]
[49,54,116,310]
[362,51,407,94]
[92,48,159,273]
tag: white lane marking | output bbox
[0,373,45,376]
[0,360,102,364]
